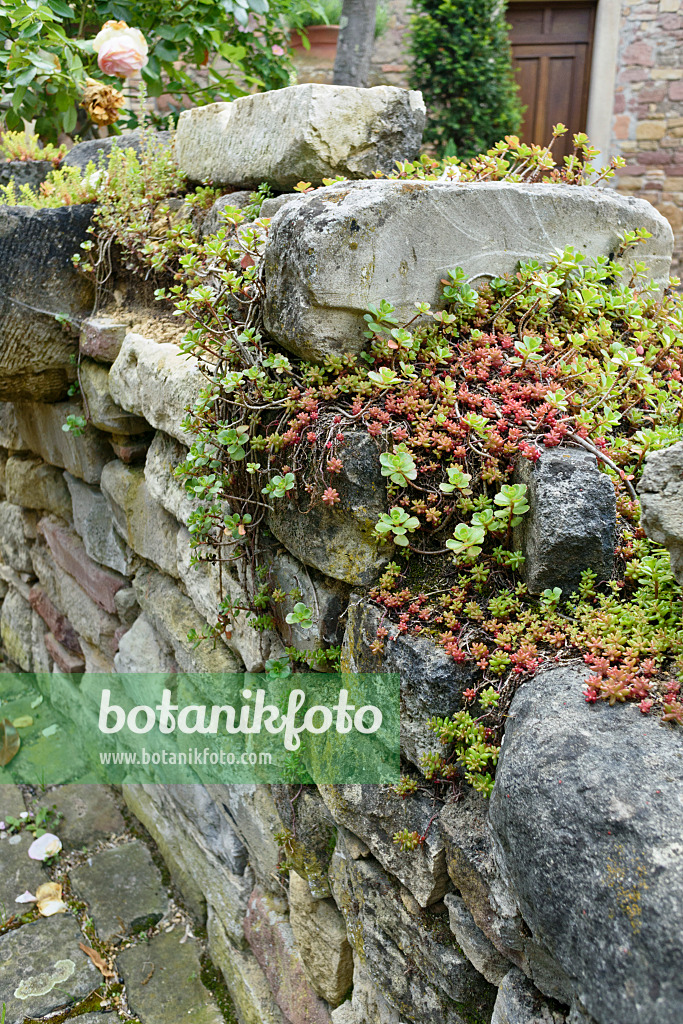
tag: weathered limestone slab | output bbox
[514,449,616,597]
[79,357,149,434]
[29,584,81,653]
[0,914,100,1024]
[5,455,72,518]
[145,430,195,524]
[209,783,283,891]
[267,546,349,656]
[444,893,511,986]
[208,907,288,1024]
[13,400,112,484]
[491,969,570,1024]
[44,631,85,672]
[114,613,177,674]
[37,517,127,614]
[0,501,36,573]
[109,333,203,446]
[264,180,674,362]
[244,886,333,1024]
[80,315,130,363]
[177,84,425,189]
[0,587,34,669]
[0,403,26,451]
[118,929,224,1024]
[100,460,180,578]
[35,785,125,851]
[70,840,168,944]
[0,204,93,402]
[65,471,136,576]
[289,871,353,1006]
[489,664,683,1023]
[638,439,683,582]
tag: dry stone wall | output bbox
[0,87,681,1024]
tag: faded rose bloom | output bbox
[93,21,148,78]
[271,44,285,55]
[81,77,125,126]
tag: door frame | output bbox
[507,0,622,163]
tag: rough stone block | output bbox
[176,84,425,189]
[289,871,353,1006]
[491,969,569,1024]
[13,400,113,484]
[444,893,511,986]
[28,584,81,652]
[638,439,683,582]
[64,471,136,576]
[70,840,168,944]
[5,455,71,518]
[44,632,85,673]
[109,333,203,446]
[0,588,34,669]
[30,609,51,673]
[0,205,93,402]
[79,358,149,434]
[264,180,673,362]
[144,430,195,524]
[210,783,283,891]
[80,315,130,363]
[37,516,127,614]
[244,886,333,1024]
[267,546,349,656]
[100,460,180,578]
[0,822,47,919]
[514,449,616,597]
[38,784,125,851]
[0,403,26,451]
[0,500,35,573]
[208,907,287,1024]
[200,190,254,237]
[113,612,177,674]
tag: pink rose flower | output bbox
[271,44,285,56]
[93,20,148,79]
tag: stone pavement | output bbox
[0,783,234,1023]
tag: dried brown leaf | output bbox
[79,942,115,979]
[0,718,20,767]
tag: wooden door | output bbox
[507,2,596,161]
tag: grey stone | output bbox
[267,546,349,658]
[38,784,125,852]
[63,129,172,171]
[118,928,223,1024]
[0,448,6,498]
[177,84,425,189]
[489,664,683,1024]
[514,449,616,597]
[100,460,180,578]
[114,613,177,674]
[123,783,252,941]
[31,609,51,673]
[0,205,93,402]
[319,784,449,907]
[5,455,72,518]
[0,403,26,451]
[65,471,136,576]
[263,180,673,363]
[132,566,243,673]
[268,430,389,586]
[342,596,476,767]
[349,954,401,1024]
[109,333,204,446]
[638,439,683,582]
[491,969,569,1024]
[0,158,53,190]
[444,893,511,986]
[0,830,48,923]
[0,501,35,573]
[70,839,168,944]
[271,785,337,898]
[1,588,34,669]
[114,585,139,625]
[208,906,287,1024]
[208,783,283,891]
[329,842,496,1024]
[201,190,253,236]
[261,194,298,218]
[79,357,149,434]
[289,870,354,1005]
[0,783,26,819]
[80,314,130,363]
[144,430,195,525]
[13,399,113,485]
[0,913,100,1024]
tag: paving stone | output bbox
[0,784,26,820]
[36,785,126,853]
[117,929,224,1024]
[37,517,128,615]
[0,831,48,923]
[0,913,100,1024]
[74,1015,118,1023]
[70,840,169,944]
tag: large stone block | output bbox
[638,440,683,582]
[64,472,136,576]
[0,500,36,573]
[100,460,180,578]
[109,333,203,446]
[79,358,149,434]
[514,449,616,597]
[5,454,72,518]
[0,204,93,401]
[114,613,177,674]
[144,430,195,524]
[79,315,130,363]
[13,399,112,484]
[29,583,81,653]
[263,180,673,363]
[37,516,127,614]
[267,546,349,657]
[0,403,26,451]
[489,664,683,1024]
[208,908,287,1024]
[289,871,353,1006]
[0,587,34,669]
[176,85,425,189]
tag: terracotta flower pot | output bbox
[289,25,340,60]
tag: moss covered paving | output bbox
[9,126,679,800]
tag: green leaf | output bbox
[61,103,77,133]
[47,0,74,17]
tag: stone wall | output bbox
[0,88,682,1024]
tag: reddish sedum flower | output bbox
[322,487,340,507]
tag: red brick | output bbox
[44,632,85,673]
[29,584,82,654]
[670,81,683,101]
[623,42,654,66]
[621,69,651,82]
[37,517,127,615]
[640,150,674,164]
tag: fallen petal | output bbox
[15,890,37,903]
[38,898,68,917]
[28,832,62,861]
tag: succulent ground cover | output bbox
[9,127,680,800]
